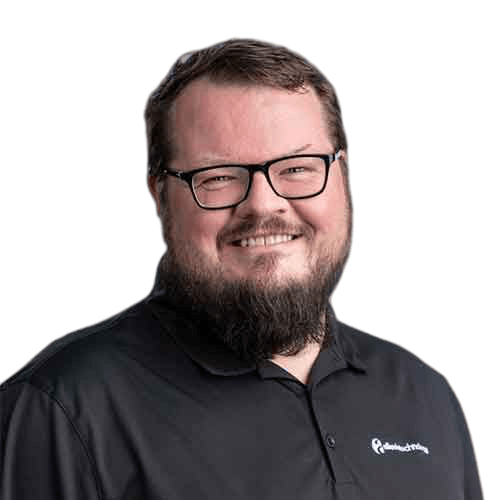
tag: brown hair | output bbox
[145,38,348,178]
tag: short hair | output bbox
[145,39,348,179]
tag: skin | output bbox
[148,79,351,382]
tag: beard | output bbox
[156,216,351,365]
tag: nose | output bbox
[235,171,289,217]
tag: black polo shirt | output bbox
[0,292,482,499]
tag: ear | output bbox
[148,175,162,216]
[337,149,347,162]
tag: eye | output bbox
[199,175,235,188]
[281,166,307,175]
[207,175,233,183]
[278,165,319,178]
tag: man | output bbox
[0,39,482,499]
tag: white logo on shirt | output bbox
[371,437,430,456]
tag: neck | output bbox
[271,340,322,384]
[270,313,329,385]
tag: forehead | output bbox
[170,79,332,166]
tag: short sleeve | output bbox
[447,382,483,500]
[0,382,100,500]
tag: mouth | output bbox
[232,234,300,248]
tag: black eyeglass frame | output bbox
[159,151,341,210]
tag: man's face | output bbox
[151,79,351,291]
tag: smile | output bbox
[234,234,298,248]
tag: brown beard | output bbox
[156,231,351,364]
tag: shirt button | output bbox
[326,434,336,448]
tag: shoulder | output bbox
[337,321,474,445]
[338,321,452,396]
[0,300,163,397]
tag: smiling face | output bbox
[150,78,351,290]
[149,79,352,360]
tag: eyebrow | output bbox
[288,143,314,155]
[194,144,315,167]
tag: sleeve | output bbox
[0,382,100,500]
[447,382,483,500]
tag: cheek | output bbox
[191,216,224,251]
[167,187,229,256]
[296,167,350,239]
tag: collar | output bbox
[146,280,367,383]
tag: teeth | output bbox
[237,234,295,248]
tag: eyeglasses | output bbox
[160,151,341,210]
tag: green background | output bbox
[0,1,500,498]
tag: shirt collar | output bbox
[146,289,255,376]
[146,280,366,381]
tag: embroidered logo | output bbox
[371,437,430,456]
